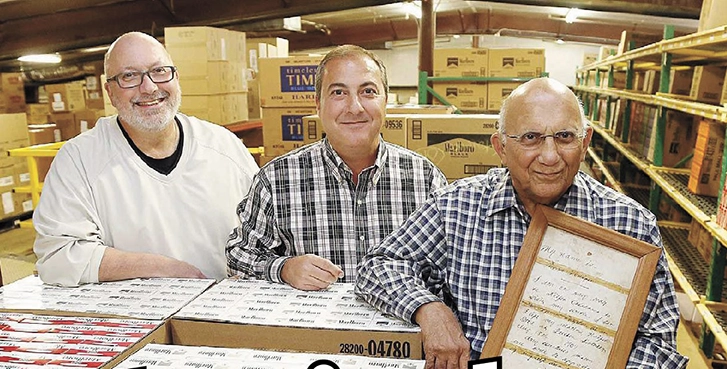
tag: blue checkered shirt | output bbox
[355,168,687,367]
[227,138,447,284]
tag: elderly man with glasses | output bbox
[33,32,259,287]
[355,77,687,368]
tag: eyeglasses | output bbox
[504,130,586,150]
[106,66,177,89]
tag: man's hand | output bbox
[281,254,344,290]
[415,302,471,369]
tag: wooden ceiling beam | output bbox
[0,0,398,62]
[470,0,701,19]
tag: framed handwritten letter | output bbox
[481,205,661,369]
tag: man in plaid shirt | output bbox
[226,45,446,291]
[356,78,687,368]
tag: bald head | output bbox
[104,32,172,77]
[498,77,588,134]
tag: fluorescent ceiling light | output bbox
[565,8,580,23]
[18,53,62,63]
[81,46,109,53]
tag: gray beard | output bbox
[114,93,181,132]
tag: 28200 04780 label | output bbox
[338,340,411,358]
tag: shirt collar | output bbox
[486,169,587,218]
[320,136,388,185]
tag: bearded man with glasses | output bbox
[33,32,259,287]
[356,77,686,368]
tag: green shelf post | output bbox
[702,119,727,357]
[418,71,428,105]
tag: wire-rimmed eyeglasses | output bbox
[106,66,177,89]
[504,130,586,150]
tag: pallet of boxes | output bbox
[258,53,322,166]
[164,26,249,127]
[0,274,427,368]
[0,73,33,222]
[431,47,545,113]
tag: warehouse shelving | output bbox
[416,71,539,113]
[574,24,727,359]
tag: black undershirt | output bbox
[117,117,184,175]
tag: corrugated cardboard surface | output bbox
[407,114,500,180]
[258,56,321,108]
[170,319,423,359]
[302,114,407,147]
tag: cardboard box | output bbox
[171,280,423,359]
[647,110,696,167]
[488,48,545,78]
[27,124,59,145]
[487,82,522,111]
[433,48,488,77]
[49,112,77,141]
[84,76,105,110]
[643,70,661,94]
[632,72,645,92]
[582,53,598,67]
[74,109,105,134]
[688,219,711,263]
[0,275,215,320]
[668,69,693,96]
[0,73,26,114]
[385,104,455,115]
[690,65,726,105]
[407,114,500,180]
[0,312,169,369]
[176,60,247,94]
[698,0,727,32]
[165,26,230,61]
[180,93,248,126]
[0,113,30,151]
[432,82,487,111]
[26,103,50,124]
[258,56,322,107]
[119,343,425,368]
[46,81,86,112]
[262,107,317,156]
[688,119,725,197]
[247,38,290,71]
[248,77,262,120]
[302,114,407,147]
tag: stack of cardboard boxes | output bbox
[431,48,545,113]
[259,55,322,163]
[0,73,26,115]
[688,118,725,197]
[165,26,249,126]
[45,80,105,141]
[0,113,33,221]
[246,37,289,120]
[301,112,500,181]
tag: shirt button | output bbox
[359,235,365,241]
[357,200,363,205]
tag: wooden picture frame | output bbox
[480,205,661,368]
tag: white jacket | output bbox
[33,114,258,286]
